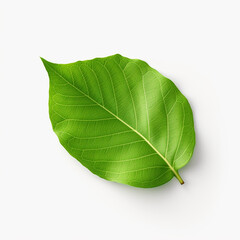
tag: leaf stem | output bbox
[174,171,184,184]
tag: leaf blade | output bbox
[42,54,195,188]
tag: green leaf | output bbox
[41,54,195,188]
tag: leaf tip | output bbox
[40,57,54,72]
[40,57,48,65]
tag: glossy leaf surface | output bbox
[42,54,195,188]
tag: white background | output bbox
[1,0,239,239]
